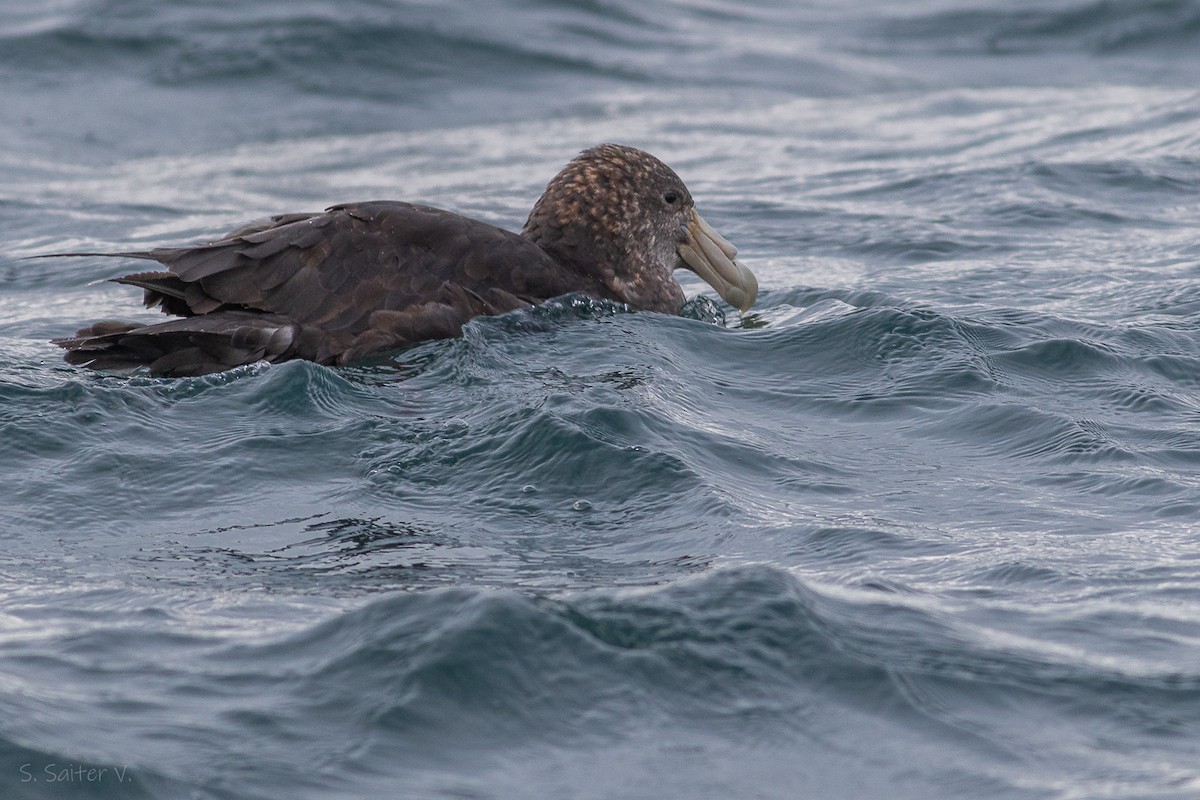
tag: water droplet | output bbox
[572,499,593,511]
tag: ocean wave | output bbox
[0,0,648,85]
[7,565,1198,799]
[870,0,1200,56]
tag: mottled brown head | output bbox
[522,143,757,314]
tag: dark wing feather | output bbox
[53,312,301,377]
[146,202,588,340]
[50,201,596,374]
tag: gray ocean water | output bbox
[3,1,1200,798]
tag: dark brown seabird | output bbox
[45,143,758,377]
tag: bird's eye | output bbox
[663,191,678,204]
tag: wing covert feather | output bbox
[146,201,580,337]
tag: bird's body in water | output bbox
[45,143,757,376]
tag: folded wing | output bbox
[54,201,583,374]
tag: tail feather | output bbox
[53,311,302,377]
[23,251,160,261]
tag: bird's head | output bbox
[522,143,757,314]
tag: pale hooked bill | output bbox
[678,208,758,312]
